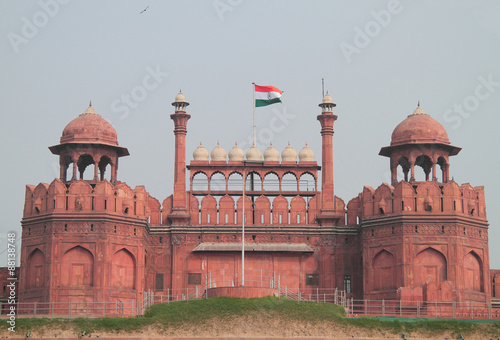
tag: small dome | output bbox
[298,142,314,161]
[246,143,262,161]
[211,142,227,161]
[228,142,244,161]
[391,104,450,147]
[174,91,186,103]
[322,92,334,104]
[281,142,297,162]
[61,104,118,146]
[193,142,209,161]
[264,142,280,162]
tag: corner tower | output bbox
[356,103,489,304]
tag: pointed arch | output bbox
[373,250,397,291]
[111,248,136,289]
[272,195,288,225]
[464,251,483,292]
[200,195,217,225]
[61,245,94,287]
[290,195,307,224]
[27,248,45,289]
[414,247,447,286]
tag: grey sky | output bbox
[1,0,499,267]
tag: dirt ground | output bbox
[2,314,498,340]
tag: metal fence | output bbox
[1,300,142,318]
[347,298,500,320]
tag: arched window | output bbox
[281,173,298,191]
[98,155,112,181]
[77,154,95,180]
[299,173,315,191]
[227,172,243,191]
[246,172,262,191]
[192,172,209,191]
[210,172,226,191]
[415,155,432,181]
[263,172,279,191]
[398,156,411,182]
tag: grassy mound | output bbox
[1,297,499,338]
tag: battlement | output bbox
[347,180,486,224]
[23,178,162,224]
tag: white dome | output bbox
[298,142,314,162]
[228,142,244,161]
[193,142,209,161]
[174,91,186,103]
[246,143,262,161]
[211,142,227,161]
[264,142,280,162]
[281,142,297,162]
[322,92,334,104]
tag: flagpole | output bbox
[242,168,245,287]
[252,82,256,146]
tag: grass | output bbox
[1,296,499,338]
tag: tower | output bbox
[168,91,191,226]
[316,92,340,225]
[20,104,148,305]
[356,103,489,303]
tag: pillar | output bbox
[317,93,338,223]
[168,92,191,226]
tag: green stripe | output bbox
[255,98,282,107]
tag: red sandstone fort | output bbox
[17,92,500,308]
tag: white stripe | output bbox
[255,91,281,100]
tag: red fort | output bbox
[18,92,500,308]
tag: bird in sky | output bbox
[140,6,149,14]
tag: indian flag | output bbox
[255,84,282,107]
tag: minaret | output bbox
[168,91,191,226]
[316,92,339,225]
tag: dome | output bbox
[281,142,297,162]
[298,142,314,161]
[174,91,186,103]
[264,142,280,161]
[246,143,262,161]
[390,104,450,147]
[228,142,244,161]
[211,142,227,161]
[193,142,209,161]
[322,92,334,104]
[60,104,118,146]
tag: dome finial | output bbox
[418,100,420,107]
[89,100,92,107]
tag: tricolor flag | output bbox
[254,84,282,107]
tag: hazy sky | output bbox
[1,1,499,268]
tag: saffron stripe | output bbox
[255,85,282,94]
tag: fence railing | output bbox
[0,300,141,318]
[348,298,500,320]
